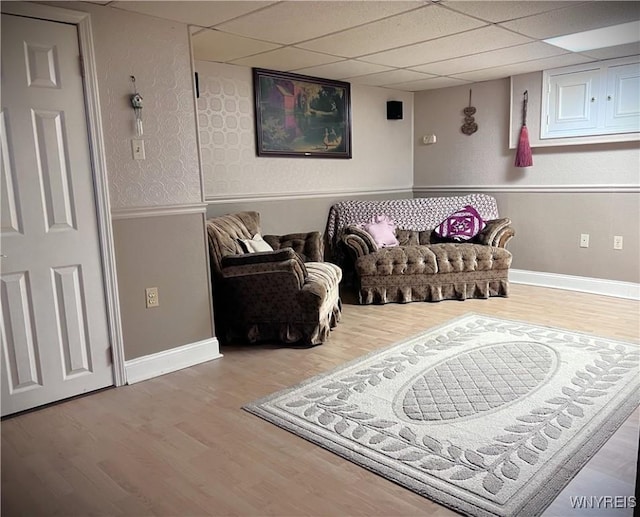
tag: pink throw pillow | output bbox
[363,214,398,248]
[434,205,486,241]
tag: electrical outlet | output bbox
[613,236,623,250]
[145,287,159,308]
[131,139,145,160]
[579,234,589,248]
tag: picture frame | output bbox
[253,68,352,159]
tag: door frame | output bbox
[2,3,126,386]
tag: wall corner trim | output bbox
[125,337,222,384]
[509,269,640,300]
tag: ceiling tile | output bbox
[452,53,592,82]
[580,42,640,60]
[230,47,341,71]
[387,76,471,92]
[442,1,575,23]
[362,26,533,68]
[292,60,395,81]
[192,30,281,63]
[346,69,435,87]
[111,1,276,27]
[410,42,567,76]
[499,2,640,40]
[215,1,422,45]
[298,4,487,58]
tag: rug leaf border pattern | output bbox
[244,314,640,517]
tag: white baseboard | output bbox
[509,269,640,300]
[125,337,222,384]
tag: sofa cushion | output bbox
[206,211,262,278]
[396,229,432,246]
[362,215,399,248]
[430,243,512,273]
[356,244,511,277]
[239,233,274,253]
[356,246,437,276]
[433,205,486,241]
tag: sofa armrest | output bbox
[474,218,515,248]
[263,232,323,262]
[342,226,378,258]
[221,248,308,288]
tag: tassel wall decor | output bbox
[515,90,532,167]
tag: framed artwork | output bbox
[253,68,352,158]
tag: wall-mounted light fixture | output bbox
[130,75,144,136]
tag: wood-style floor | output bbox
[2,284,639,516]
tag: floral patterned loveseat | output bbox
[326,195,514,305]
[206,211,342,345]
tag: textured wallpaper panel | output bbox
[196,61,414,198]
[78,3,202,209]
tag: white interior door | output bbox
[1,14,114,416]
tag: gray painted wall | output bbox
[206,190,413,236]
[113,214,214,360]
[414,78,639,283]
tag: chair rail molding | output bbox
[206,186,414,204]
[414,184,640,194]
[112,203,208,220]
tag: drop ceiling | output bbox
[104,1,640,91]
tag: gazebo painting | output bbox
[253,68,352,158]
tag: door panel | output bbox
[32,108,77,231]
[605,63,640,131]
[547,69,600,134]
[1,271,43,393]
[1,14,113,416]
[0,111,22,234]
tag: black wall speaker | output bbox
[387,101,403,120]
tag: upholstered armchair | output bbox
[206,211,342,346]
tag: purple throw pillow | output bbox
[363,214,399,248]
[434,205,486,241]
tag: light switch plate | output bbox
[132,139,145,160]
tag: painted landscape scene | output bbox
[254,69,351,158]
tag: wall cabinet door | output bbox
[541,56,640,140]
[605,62,640,130]
[547,68,600,135]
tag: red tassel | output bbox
[515,125,533,167]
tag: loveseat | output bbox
[326,195,514,305]
[206,211,342,345]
